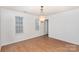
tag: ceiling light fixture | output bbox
[39,6,46,23]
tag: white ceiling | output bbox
[1,6,79,16]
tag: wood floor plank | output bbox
[1,35,79,52]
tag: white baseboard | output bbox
[1,34,46,46]
[48,35,79,45]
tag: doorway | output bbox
[44,19,48,35]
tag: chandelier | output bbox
[39,6,46,23]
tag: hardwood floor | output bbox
[0,47,1,52]
[1,35,79,52]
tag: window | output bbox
[15,16,23,33]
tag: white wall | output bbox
[49,8,79,45]
[0,8,45,46]
[0,9,1,46]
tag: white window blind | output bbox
[15,16,23,33]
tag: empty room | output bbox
[0,6,79,52]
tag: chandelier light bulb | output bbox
[39,16,45,22]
